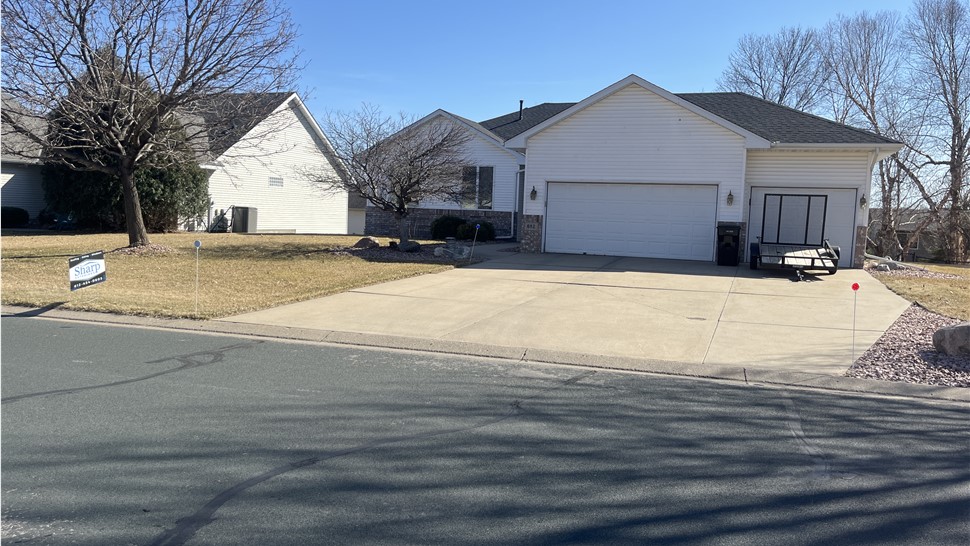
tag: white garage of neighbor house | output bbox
[504,76,903,268]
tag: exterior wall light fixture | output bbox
[727,190,734,206]
[530,186,537,200]
[860,195,867,209]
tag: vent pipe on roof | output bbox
[518,100,523,121]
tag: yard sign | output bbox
[69,250,106,291]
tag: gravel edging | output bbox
[846,303,970,388]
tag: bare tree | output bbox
[1,0,300,247]
[905,0,970,262]
[718,26,830,111]
[311,105,471,244]
[822,11,917,257]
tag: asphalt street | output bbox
[1,316,968,545]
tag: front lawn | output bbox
[1,232,451,319]
[868,263,970,321]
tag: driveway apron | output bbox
[221,250,910,376]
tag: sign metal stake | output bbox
[851,282,860,363]
[469,224,480,262]
[194,240,202,315]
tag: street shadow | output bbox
[3,357,967,545]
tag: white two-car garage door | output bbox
[545,183,717,261]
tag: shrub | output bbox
[430,214,466,239]
[1,206,29,228]
[456,220,495,242]
[42,162,210,232]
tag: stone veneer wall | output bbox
[519,214,543,253]
[364,208,513,239]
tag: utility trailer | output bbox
[749,238,840,277]
[750,192,841,279]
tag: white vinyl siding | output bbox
[546,183,717,260]
[523,84,746,224]
[1,162,47,218]
[416,118,522,213]
[207,101,348,233]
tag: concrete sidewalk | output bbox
[222,248,911,378]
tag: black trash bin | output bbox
[716,225,741,266]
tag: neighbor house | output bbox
[362,109,530,239]
[1,93,47,219]
[367,75,903,267]
[186,92,348,234]
[868,208,967,262]
[1,92,350,234]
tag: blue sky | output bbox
[288,0,915,123]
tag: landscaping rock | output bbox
[933,322,970,356]
[352,236,380,249]
[874,264,891,272]
[397,241,421,253]
[433,244,470,259]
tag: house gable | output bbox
[206,95,348,233]
[506,75,771,150]
[411,112,524,213]
[522,82,748,221]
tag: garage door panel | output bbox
[546,183,717,261]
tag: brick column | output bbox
[520,214,543,253]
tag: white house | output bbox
[193,92,348,234]
[1,93,47,219]
[371,75,902,267]
[1,92,350,235]
[363,109,526,239]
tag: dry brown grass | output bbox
[1,232,451,319]
[871,263,970,321]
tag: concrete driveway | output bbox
[222,248,911,376]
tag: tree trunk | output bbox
[947,151,966,263]
[119,164,151,247]
[396,215,410,244]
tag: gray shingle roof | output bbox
[189,92,293,158]
[1,93,46,163]
[2,92,296,164]
[479,103,575,140]
[676,92,900,145]
[477,92,898,145]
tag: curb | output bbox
[3,304,967,403]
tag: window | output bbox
[461,166,493,209]
[268,176,284,187]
